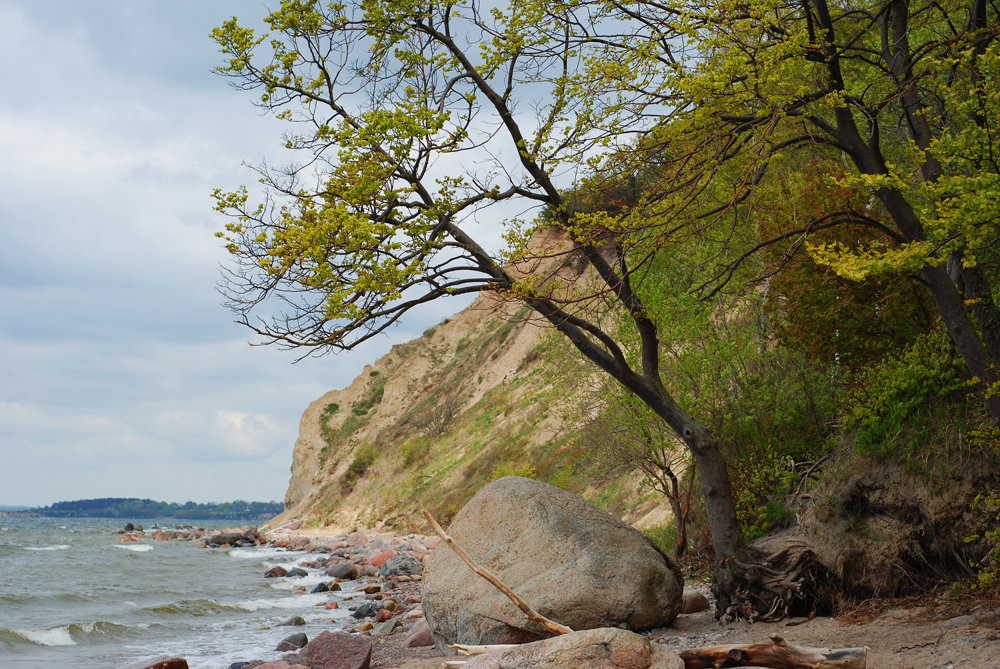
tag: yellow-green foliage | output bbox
[732,446,796,540]
[967,495,1000,589]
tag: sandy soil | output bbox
[373,597,1000,669]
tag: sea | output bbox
[0,517,360,668]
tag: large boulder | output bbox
[325,562,359,579]
[298,630,372,669]
[423,477,683,646]
[462,628,654,669]
[207,533,245,546]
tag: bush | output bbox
[842,330,973,460]
[400,437,431,467]
[342,444,378,487]
[967,495,1000,589]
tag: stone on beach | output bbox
[680,590,710,614]
[372,617,403,635]
[275,632,309,651]
[403,619,435,648]
[461,628,655,669]
[118,656,189,669]
[265,566,289,578]
[325,562,359,579]
[298,630,372,669]
[369,551,397,568]
[207,533,245,546]
[347,532,368,547]
[352,601,380,618]
[423,476,684,646]
[378,555,423,578]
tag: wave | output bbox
[4,626,76,646]
[0,621,141,647]
[114,544,154,552]
[228,547,299,561]
[151,598,229,617]
[23,544,70,551]
[233,593,330,612]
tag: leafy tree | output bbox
[576,0,1000,418]
[211,0,747,574]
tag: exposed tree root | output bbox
[714,545,833,624]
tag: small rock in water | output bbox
[284,568,308,578]
[118,657,189,669]
[264,566,288,578]
[311,582,330,594]
[275,632,309,651]
[324,562,359,580]
[124,523,135,532]
[325,602,340,609]
[278,615,307,626]
[225,663,251,669]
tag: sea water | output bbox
[0,517,359,668]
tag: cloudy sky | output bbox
[0,1,477,507]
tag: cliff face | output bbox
[272,228,622,530]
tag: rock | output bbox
[254,663,297,669]
[325,602,340,609]
[370,551,397,568]
[360,565,380,577]
[403,619,435,648]
[118,657,189,669]
[374,609,392,623]
[378,556,423,578]
[361,585,381,594]
[347,532,368,547]
[276,632,309,651]
[423,477,684,646]
[325,563,359,579]
[680,590,710,614]
[352,601,380,618]
[462,628,651,669]
[409,540,429,555]
[311,582,331,594]
[382,599,397,611]
[298,630,372,669]
[226,663,251,669]
[405,609,424,619]
[265,566,289,578]
[124,522,135,532]
[279,616,307,626]
[208,532,245,546]
[423,536,441,550]
[285,568,309,578]
[372,617,403,635]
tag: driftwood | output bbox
[450,644,520,656]
[677,633,867,669]
[422,509,573,635]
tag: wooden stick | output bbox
[422,509,573,636]
[677,633,867,669]
[449,644,520,656]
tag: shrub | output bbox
[491,463,538,480]
[400,437,431,467]
[967,495,1000,589]
[342,444,378,487]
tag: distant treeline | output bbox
[29,498,283,520]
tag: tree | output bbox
[210,0,747,582]
[574,0,1000,418]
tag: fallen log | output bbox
[677,633,867,669]
[423,509,573,636]
[450,644,520,656]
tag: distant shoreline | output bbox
[0,511,43,517]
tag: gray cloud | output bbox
[0,1,476,506]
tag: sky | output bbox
[0,1,478,507]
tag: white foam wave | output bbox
[13,626,76,646]
[233,593,330,612]
[228,547,294,561]
[115,544,154,552]
[24,545,69,551]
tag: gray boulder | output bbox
[423,477,683,646]
[207,533,244,546]
[378,556,423,578]
[284,568,308,578]
[325,562,359,579]
[352,601,380,618]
